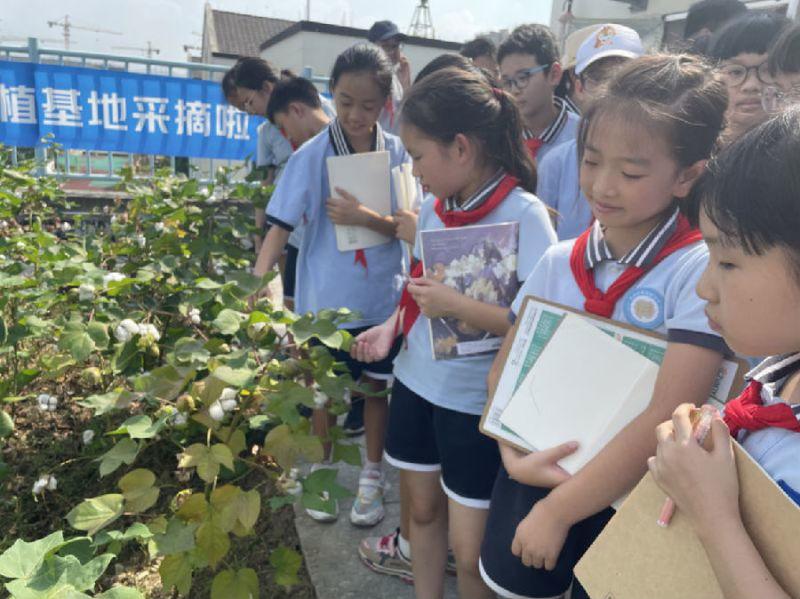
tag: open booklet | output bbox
[480,296,747,467]
[327,151,392,252]
[420,221,519,360]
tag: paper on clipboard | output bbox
[480,296,748,455]
[499,314,660,474]
[391,163,418,213]
[327,151,392,252]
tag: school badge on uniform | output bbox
[623,288,665,330]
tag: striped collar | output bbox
[444,169,506,212]
[523,96,570,144]
[584,207,681,270]
[561,94,581,116]
[328,118,385,156]
[748,353,800,386]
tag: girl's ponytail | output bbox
[401,68,537,194]
[491,88,537,193]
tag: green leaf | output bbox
[108,414,167,440]
[149,519,197,557]
[211,365,253,388]
[210,568,259,599]
[301,468,351,515]
[270,546,301,588]
[5,553,113,597]
[95,586,145,599]
[58,330,94,362]
[118,469,159,513]
[97,438,139,477]
[66,494,124,535]
[173,338,210,366]
[86,322,110,350]
[332,441,362,467]
[0,410,13,438]
[78,391,134,416]
[0,531,64,579]
[213,309,245,335]
[0,316,6,344]
[196,521,230,568]
[263,424,324,470]
[133,365,195,402]
[159,553,193,596]
[178,443,233,483]
[93,523,152,547]
[195,277,222,290]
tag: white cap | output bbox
[575,24,644,76]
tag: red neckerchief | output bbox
[397,173,519,339]
[724,380,800,438]
[568,214,702,318]
[525,138,544,161]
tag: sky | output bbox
[1,0,552,64]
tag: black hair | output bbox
[330,43,393,98]
[461,37,497,61]
[708,12,790,61]
[685,0,747,39]
[497,24,559,72]
[280,68,298,79]
[401,67,537,193]
[578,54,727,213]
[228,56,278,91]
[554,71,574,106]
[695,108,800,275]
[415,53,482,84]
[266,77,323,123]
[768,23,800,76]
[221,67,238,101]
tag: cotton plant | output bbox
[36,393,58,412]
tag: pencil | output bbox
[656,404,719,528]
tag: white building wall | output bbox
[261,31,458,85]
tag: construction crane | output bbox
[409,0,435,39]
[47,15,122,50]
[112,41,160,58]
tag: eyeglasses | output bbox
[717,61,771,87]
[762,85,800,113]
[500,64,551,92]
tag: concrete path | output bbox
[294,433,459,599]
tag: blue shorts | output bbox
[479,466,614,599]
[312,325,401,382]
[384,377,500,509]
[283,243,298,300]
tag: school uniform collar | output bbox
[561,94,581,116]
[523,96,570,144]
[328,118,385,156]
[443,169,506,212]
[584,207,681,270]
[748,353,800,386]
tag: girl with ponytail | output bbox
[350,67,557,598]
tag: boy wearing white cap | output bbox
[536,24,644,240]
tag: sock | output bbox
[364,459,382,473]
[397,532,412,561]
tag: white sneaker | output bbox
[349,469,386,527]
[304,464,339,523]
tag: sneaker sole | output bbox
[343,426,365,437]
[358,548,414,584]
[350,506,386,527]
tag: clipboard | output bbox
[575,441,800,599]
[479,295,748,454]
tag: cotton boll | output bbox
[138,323,161,341]
[82,429,95,444]
[189,308,201,325]
[209,400,225,421]
[78,283,95,301]
[103,272,126,286]
[115,319,140,342]
[221,399,237,412]
[219,388,237,403]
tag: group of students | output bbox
[221,3,800,598]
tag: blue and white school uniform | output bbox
[386,173,558,508]
[733,353,800,506]
[266,119,408,375]
[480,208,727,599]
[378,71,404,135]
[525,97,580,167]
[256,120,293,177]
[536,139,593,241]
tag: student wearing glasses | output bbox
[708,12,789,144]
[534,24,643,241]
[762,24,800,114]
[497,25,580,165]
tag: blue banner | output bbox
[0,60,264,160]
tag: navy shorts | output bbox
[283,243,298,300]
[311,325,401,382]
[479,465,614,599]
[384,378,501,509]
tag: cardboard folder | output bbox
[575,442,800,599]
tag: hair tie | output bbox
[492,87,504,100]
